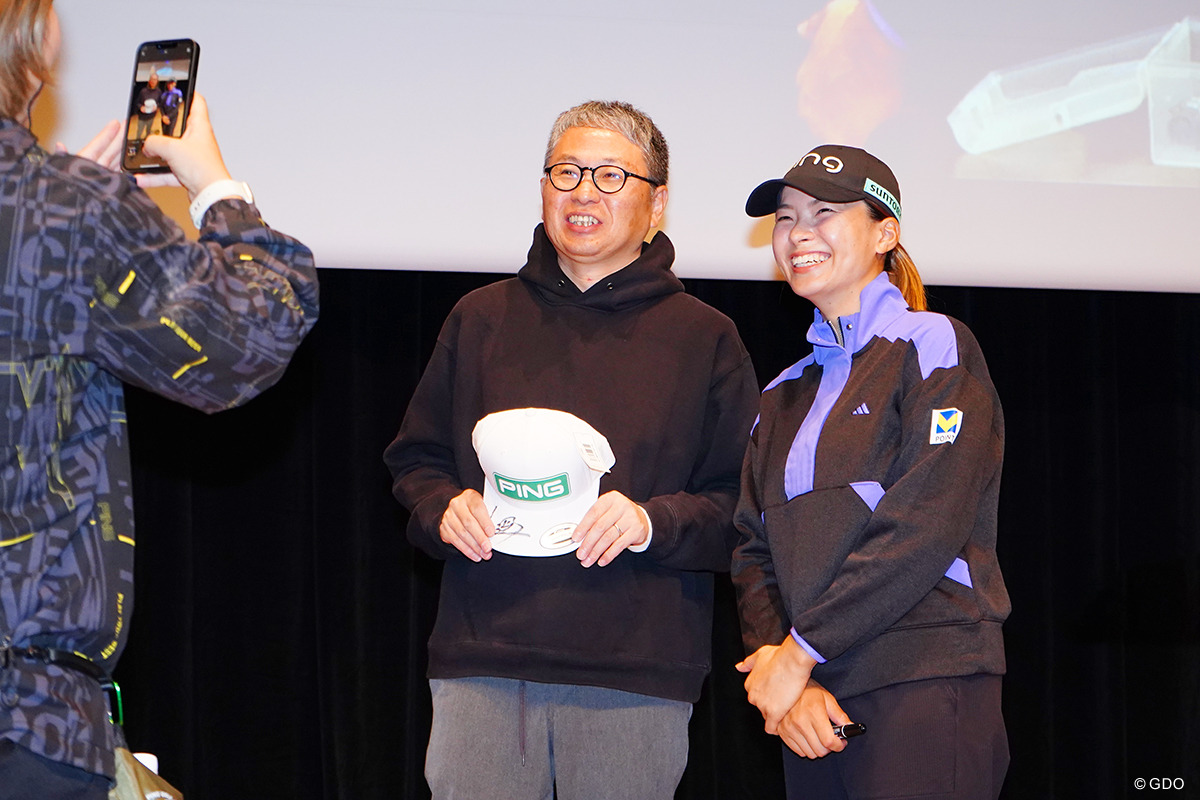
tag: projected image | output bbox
[948,17,1200,185]
[794,0,904,145]
[47,0,1200,291]
[124,60,192,169]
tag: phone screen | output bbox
[121,39,199,173]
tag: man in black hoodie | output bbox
[385,100,759,799]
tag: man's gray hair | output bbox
[544,100,669,186]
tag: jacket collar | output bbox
[518,223,684,312]
[807,272,908,360]
[0,117,42,162]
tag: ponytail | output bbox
[885,244,926,312]
[865,200,927,312]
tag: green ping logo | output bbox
[494,472,570,502]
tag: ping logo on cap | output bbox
[494,472,570,502]
[795,151,844,174]
[929,408,962,445]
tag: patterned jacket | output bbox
[0,117,318,779]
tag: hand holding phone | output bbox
[832,722,867,740]
[134,93,234,200]
[122,39,199,173]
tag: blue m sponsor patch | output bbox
[929,408,962,445]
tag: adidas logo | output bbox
[851,403,870,416]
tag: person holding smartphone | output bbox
[732,145,1010,799]
[0,2,318,797]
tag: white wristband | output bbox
[188,180,253,228]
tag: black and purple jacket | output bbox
[733,272,1009,700]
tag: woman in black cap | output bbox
[732,145,1010,798]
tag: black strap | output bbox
[0,645,109,683]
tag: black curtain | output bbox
[115,267,1199,799]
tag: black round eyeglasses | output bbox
[544,163,662,194]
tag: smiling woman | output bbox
[746,144,920,317]
[769,191,896,320]
[733,145,1011,799]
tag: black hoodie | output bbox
[385,225,759,701]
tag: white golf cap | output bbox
[472,408,615,557]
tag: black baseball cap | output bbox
[745,145,902,221]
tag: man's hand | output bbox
[735,635,818,734]
[136,93,233,199]
[439,489,494,562]
[572,490,649,568]
[778,679,851,759]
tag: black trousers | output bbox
[0,741,109,800]
[783,674,1009,800]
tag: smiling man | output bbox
[385,100,759,799]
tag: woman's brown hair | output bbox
[0,0,54,122]
[867,200,926,312]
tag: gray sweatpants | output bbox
[426,676,691,800]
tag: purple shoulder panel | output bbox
[879,311,958,379]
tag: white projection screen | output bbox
[44,0,1200,291]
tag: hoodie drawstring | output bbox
[519,679,527,767]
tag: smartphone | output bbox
[121,39,199,173]
[832,722,867,740]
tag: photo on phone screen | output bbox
[122,39,199,173]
